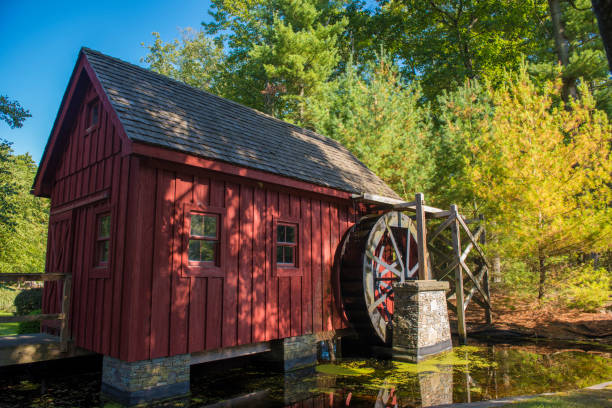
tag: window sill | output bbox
[182,264,225,278]
[90,267,109,279]
[275,265,302,277]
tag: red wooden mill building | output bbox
[34,48,449,405]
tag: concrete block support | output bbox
[101,354,190,406]
[260,334,318,372]
[392,280,452,362]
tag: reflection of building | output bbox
[418,366,453,407]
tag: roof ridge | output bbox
[80,47,344,148]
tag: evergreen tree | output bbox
[203,0,347,121]
[304,57,433,198]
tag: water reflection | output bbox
[0,343,609,407]
[189,344,611,408]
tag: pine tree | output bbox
[204,0,347,120]
[304,57,433,197]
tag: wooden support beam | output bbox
[446,301,457,315]
[60,274,72,352]
[482,266,492,325]
[463,265,487,310]
[0,273,66,282]
[459,260,490,305]
[456,216,489,267]
[0,314,64,323]
[451,204,467,344]
[415,193,430,280]
[428,214,456,244]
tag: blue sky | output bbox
[0,0,213,164]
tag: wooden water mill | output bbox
[340,211,427,345]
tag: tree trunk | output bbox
[299,85,304,123]
[493,255,502,283]
[537,255,546,300]
[592,0,612,71]
[548,0,577,100]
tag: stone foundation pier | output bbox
[259,334,318,372]
[392,280,452,362]
[101,354,190,406]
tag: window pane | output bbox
[191,214,204,236]
[203,215,217,238]
[284,246,294,264]
[200,241,216,263]
[90,103,99,127]
[285,226,295,243]
[98,215,110,238]
[188,239,201,261]
[277,225,285,243]
[276,246,284,263]
[98,240,109,264]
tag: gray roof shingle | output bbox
[83,48,399,198]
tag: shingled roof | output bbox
[82,48,399,198]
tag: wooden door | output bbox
[42,211,73,333]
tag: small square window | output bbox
[276,223,297,267]
[188,212,219,265]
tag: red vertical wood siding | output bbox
[42,73,358,363]
[119,161,353,361]
[42,81,127,359]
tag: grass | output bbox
[501,386,612,407]
[0,311,18,336]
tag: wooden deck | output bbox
[0,334,93,367]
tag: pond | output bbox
[0,340,610,407]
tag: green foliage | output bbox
[304,56,433,198]
[530,0,612,116]
[0,311,19,336]
[0,95,31,129]
[563,264,611,312]
[432,68,612,296]
[14,288,42,316]
[0,141,49,274]
[203,0,348,120]
[141,29,225,92]
[0,285,19,313]
[17,309,41,335]
[497,260,539,294]
[377,0,548,101]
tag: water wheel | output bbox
[339,211,421,345]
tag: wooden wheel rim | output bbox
[363,211,418,343]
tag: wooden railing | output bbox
[427,205,492,344]
[0,273,72,352]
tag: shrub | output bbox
[14,287,42,316]
[499,259,538,295]
[0,285,20,312]
[17,309,41,334]
[563,264,611,312]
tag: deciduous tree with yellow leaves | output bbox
[437,69,611,299]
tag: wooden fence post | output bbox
[415,193,430,280]
[450,205,467,344]
[60,274,72,353]
[478,219,492,325]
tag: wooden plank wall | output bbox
[42,82,127,358]
[122,162,353,362]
